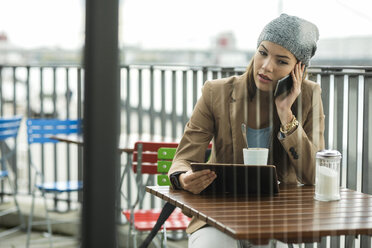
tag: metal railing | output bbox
[0,64,371,246]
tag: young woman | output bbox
[168,14,325,248]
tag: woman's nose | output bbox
[262,58,273,72]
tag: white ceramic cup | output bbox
[243,148,269,166]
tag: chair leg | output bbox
[26,185,37,248]
[0,177,25,238]
[42,192,53,247]
[8,174,25,230]
[13,194,26,230]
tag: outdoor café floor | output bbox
[0,196,188,248]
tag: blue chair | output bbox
[26,118,83,247]
[0,115,25,238]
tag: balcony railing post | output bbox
[161,69,166,137]
[125,65,131,135]
[320,69,331,148]
[11,67,18,192]
[182,70,188,126]
[361,68,372,248]
[362,70,372,195]
[138,68,143,135]
[171,70,177,139]
[150,66,155,136]
[347,75,359,190]
[192,68,198,108]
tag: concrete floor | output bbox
[0,195,188,248]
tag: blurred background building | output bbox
[1,30,372,66]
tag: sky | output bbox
[1,0,372,50]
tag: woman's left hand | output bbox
[275,61,306,125]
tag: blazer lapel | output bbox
[229,72,249,163]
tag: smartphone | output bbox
[274,74,293,97]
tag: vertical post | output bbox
[82,0,119,246]
[347,76,359,190]
[138,68,143,135]
[161,70,166,137]
[330,72,343,248]
[182,70,188,126]
[171,70,177,139]
[26,66,31,194]
[40,67,45,184]
[192,69,198,108]
[362,72,372,194]
[77,68,83,203]
[12,67,16,116]
[66,67,72,210]
[12,67,18,192]
[320,72,330,148]
[126,66,131,135]
[212,69,218,80]
[361,71,372,248]
[53,67,58,209]
[150,66,155,136]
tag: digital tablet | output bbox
[191,163,279,196]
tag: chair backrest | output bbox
[0,116,22,141]
[157,147,177,186]
[132,141,179,175]
[0,116,22,172]
[26,118,82,144]
[156,143,213,186]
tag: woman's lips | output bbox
[258,74,272,84]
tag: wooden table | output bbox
[146,185,372,245]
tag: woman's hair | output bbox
[245,57,256,101]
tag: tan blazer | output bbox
[168,71,325,234]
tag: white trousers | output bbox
[188,226,276,248]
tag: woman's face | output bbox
[253,41,297,92]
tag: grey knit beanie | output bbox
[257,14,319,66]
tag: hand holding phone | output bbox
[274,74,293,98]
[275,62,306,126]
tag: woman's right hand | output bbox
[179,169,217,194]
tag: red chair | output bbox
[122,208,190,248]
[123,141,212,247]
[122,141,186,248]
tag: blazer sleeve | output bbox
[279,83,325,185]
[168,81,215,187]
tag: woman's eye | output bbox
[259,50,267,56]
[278,60,288,65]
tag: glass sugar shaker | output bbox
[314,150,342,201]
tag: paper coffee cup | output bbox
[243,148,269,166]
